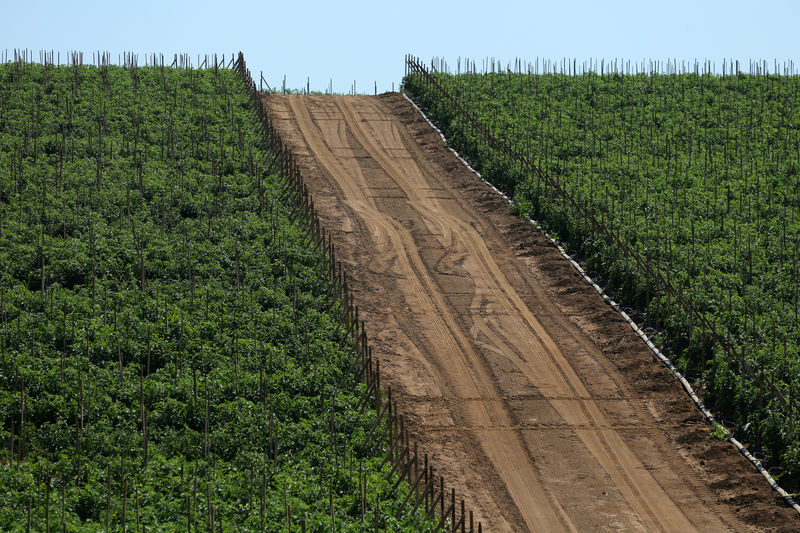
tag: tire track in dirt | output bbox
[337,97,699,532]
[264,93,769,532]
[287,96,575,532]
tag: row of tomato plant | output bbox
[404,61,800,482]
[0,58,436,530]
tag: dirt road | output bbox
[264,93,797,532]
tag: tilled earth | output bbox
[263,92,797,532]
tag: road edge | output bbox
[400,91,800,518]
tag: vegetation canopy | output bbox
[404,59,800,482]
[0,59,435,531]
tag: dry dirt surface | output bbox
[263,92,798,532]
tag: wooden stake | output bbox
[106,464,111,530]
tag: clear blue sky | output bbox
[3,0,798,93]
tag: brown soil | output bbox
[262,92,798,532]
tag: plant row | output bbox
[403,57,800,481]
[0,58,437,531]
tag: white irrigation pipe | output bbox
[401,91,800,516]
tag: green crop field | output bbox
[404,59,800,480]
[0,58,436,531]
